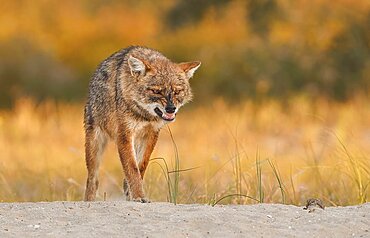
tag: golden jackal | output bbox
[84,46,201,202]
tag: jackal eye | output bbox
[148,88,162,94]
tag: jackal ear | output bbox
[128,55,149,77]
[179,61,201,79]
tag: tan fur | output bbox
[84,46,200,202]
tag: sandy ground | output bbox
[0,201,369,238]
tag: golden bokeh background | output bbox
[0,0,369,205]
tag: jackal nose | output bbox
[165,105,176,114]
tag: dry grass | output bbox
[0,97,369,205]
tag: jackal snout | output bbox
[164,93,176,113]
[165,105,176,113]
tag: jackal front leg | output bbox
[117,130,149,203]
[123,128,159,201]
[138,129,159,179]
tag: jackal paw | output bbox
[133,197,151,203]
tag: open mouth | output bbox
[154,107,176,121]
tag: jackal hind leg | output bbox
[84,126,107,201]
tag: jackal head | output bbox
[128,55,201,122]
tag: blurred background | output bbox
[0,0,369,204]
[1,0,369,107]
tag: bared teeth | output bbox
[163,113,175,120]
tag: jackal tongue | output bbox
[162,112,175,120]
[154,107,175,121]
